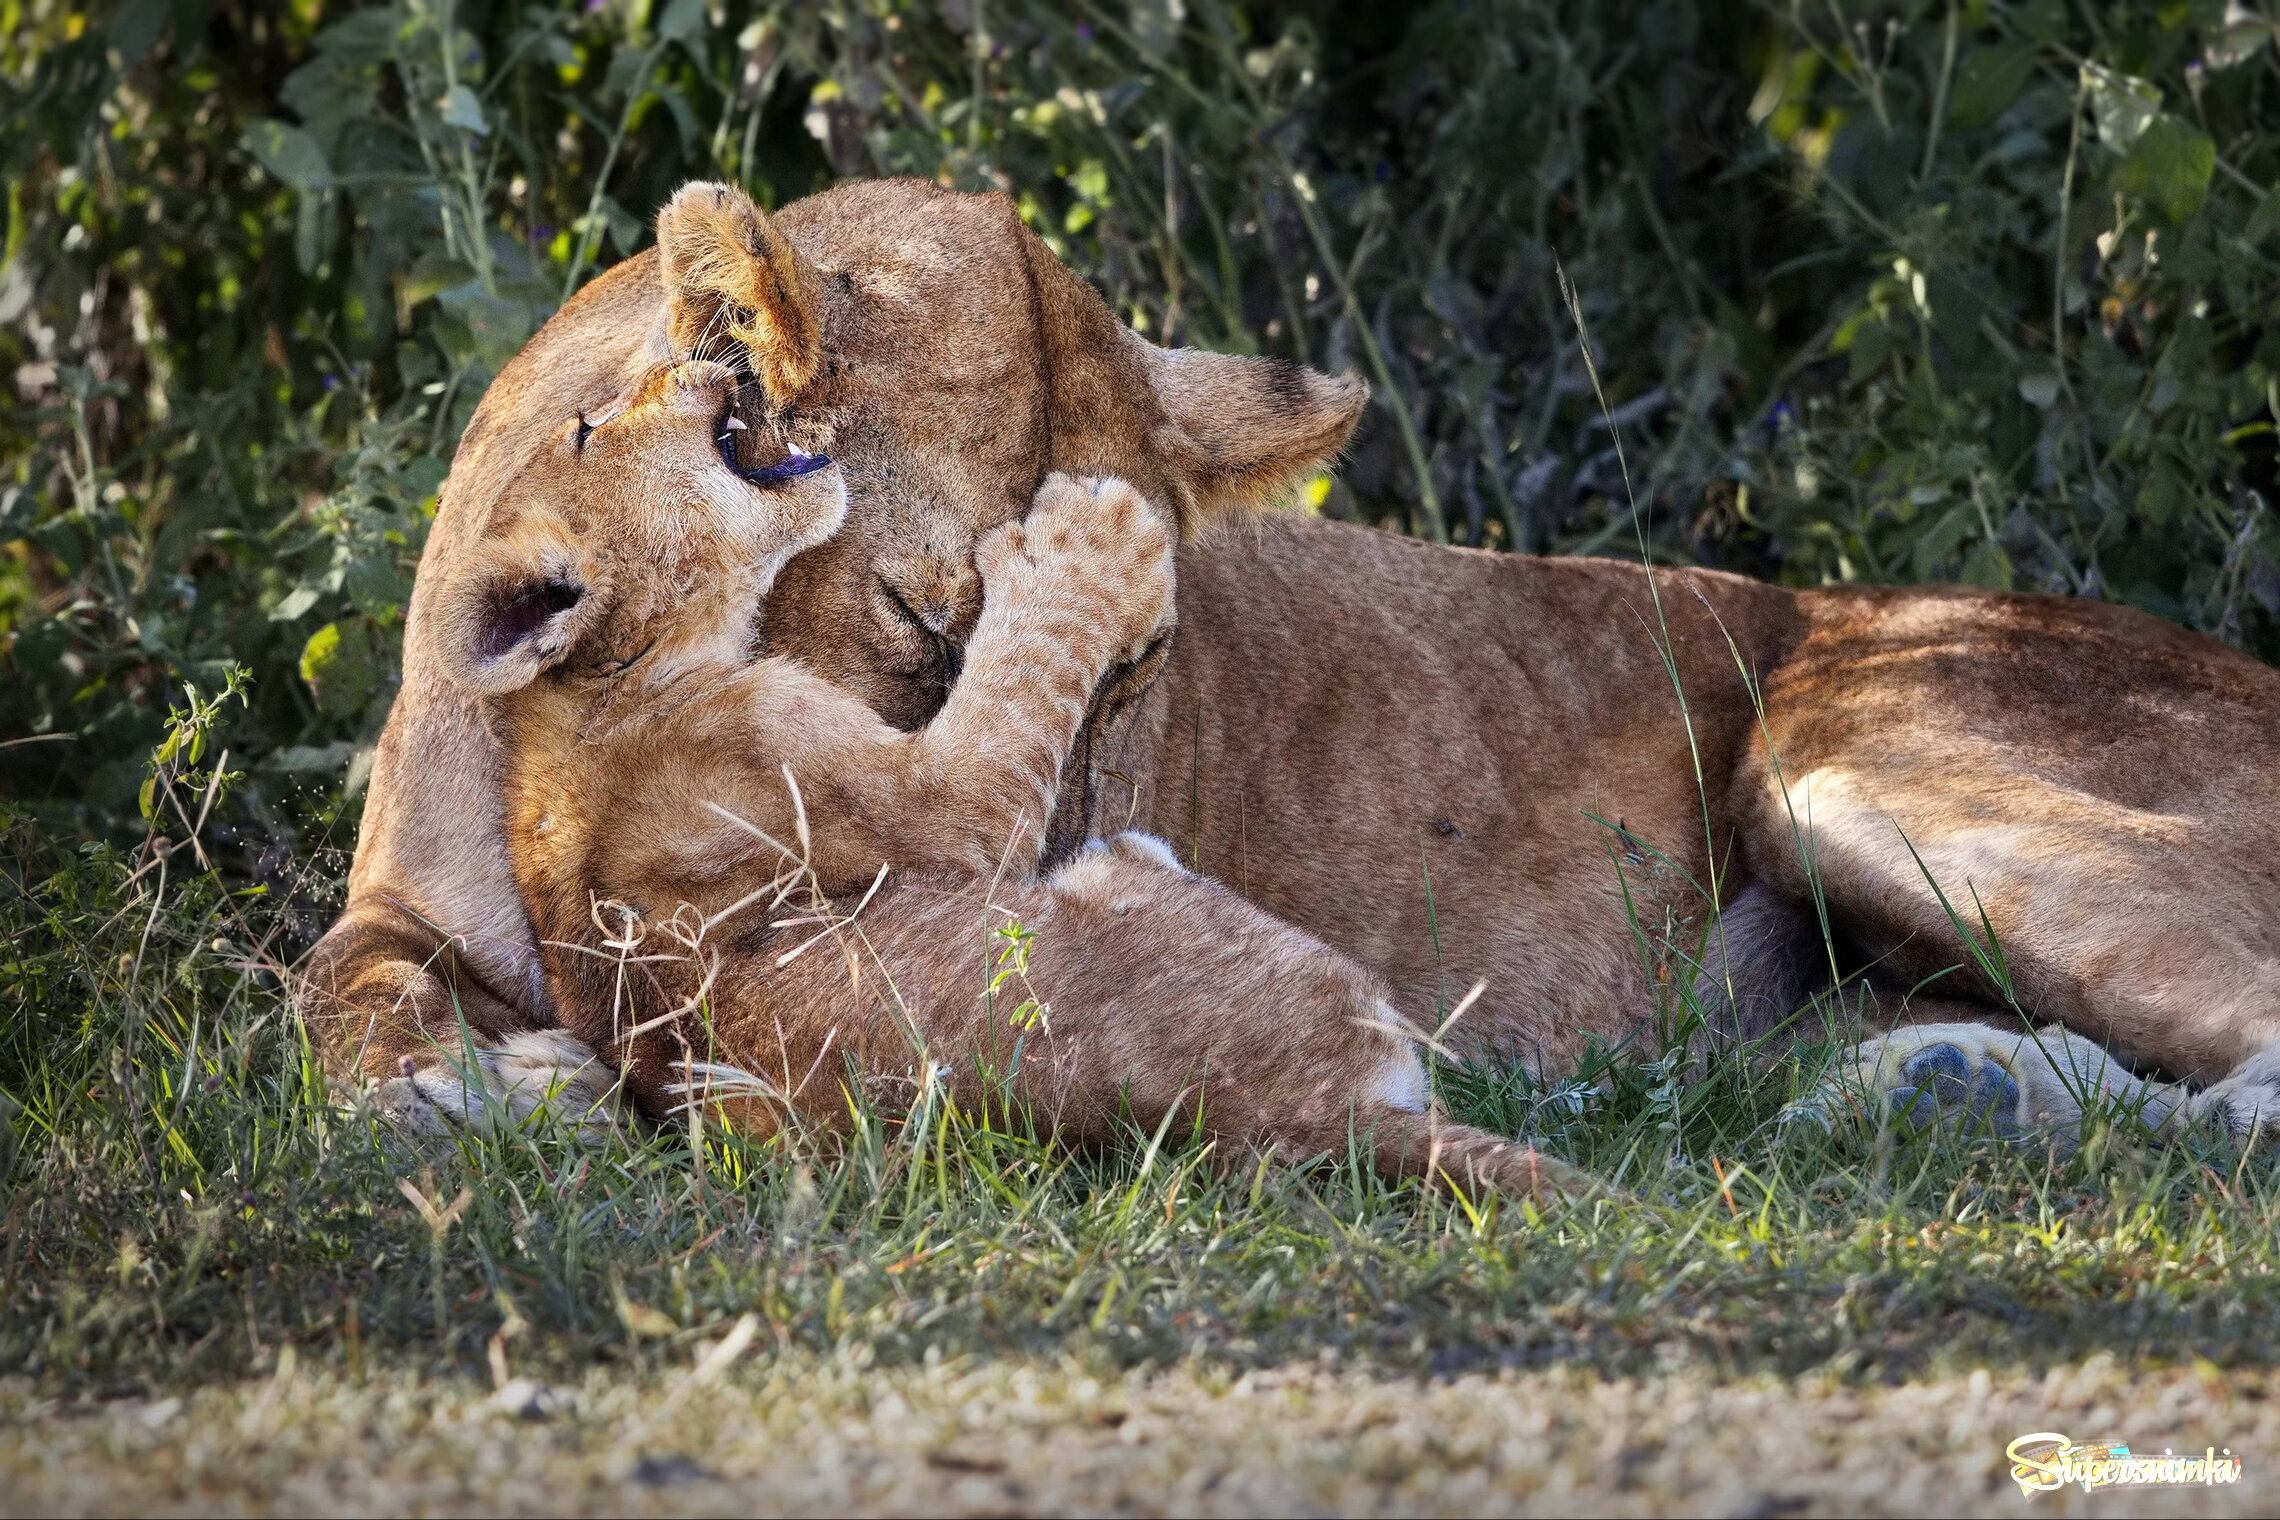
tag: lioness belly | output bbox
[1111,515,1802,1069]
[1126,519,2280,1091]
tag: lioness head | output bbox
[431,358,845,697]
[648,180,1365,714]
[432,176,1367,859]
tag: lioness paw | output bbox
[2182,1043,2280,1144]
[373,1030,617,1138]
[1806,1023,2181,1150]
[1884,1040,2023,1138]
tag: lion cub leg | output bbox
[676,835,1591,1197]
[880,834,1595,1199]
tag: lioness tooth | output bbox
[723,416,747,430]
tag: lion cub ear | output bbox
[655,181,822,404]
[1141,343,1368,516]
[432,529,599,696]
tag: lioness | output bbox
[304,177,2280,1150]
[426,326,1576,1195]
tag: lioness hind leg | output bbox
[1750,590,2280,1147]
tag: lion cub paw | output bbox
[1806,1023,2180,1149]
[977,473,1174,662]
[1094,830,1189,874]
[375,1030,618,1138]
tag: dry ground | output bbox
[4,1354,2272,1517]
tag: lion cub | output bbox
[433,358,1583,1198]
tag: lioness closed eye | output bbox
[431,350,1585,1200]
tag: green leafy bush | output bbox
[5,0,2280,875]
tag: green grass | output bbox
[6,639,2279,1520]
[10,232,2279,1517]
[5,793,2278,1513]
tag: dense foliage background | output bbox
[7,0,2280,889]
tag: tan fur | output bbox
[302,177,2280,1156]
[436,350,1576,1197]
[656,184,823,398]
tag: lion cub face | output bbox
[432,358,846,697]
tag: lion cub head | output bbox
[431,358,845,698]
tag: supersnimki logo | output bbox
[2005,1433,2245,1496]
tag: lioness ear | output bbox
[655,181,822,403]
[1140,342,1368,514]
[433,538,596,696]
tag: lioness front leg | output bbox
[378,1029,617,1137]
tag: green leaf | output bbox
[269,585,321,623]
[2115,114,2216,224]
[597,197,642,256]
[2082,63,2159,153]
[2207,8,2274,70]
[241,120,335,193]
[1945,41,2038,131]
[314,7,402,66]
[401,255,475,306]
[1844,317,1892,381]
[343,555,407,620]
[2247,190,2280,245]
[2012,0,2071,42]
[657,0,708,43]
[436,282,540,373]
[438,84,488,135]
[293,190,326,276]
[1958,541,2013,590]
[106,0,170,67]
[298,619,380,718]
[297,620,341,692]
[1911,503,1974,580]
